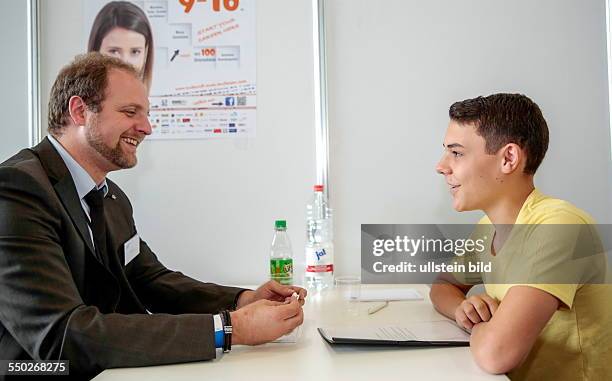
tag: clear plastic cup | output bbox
[335,275,361,316]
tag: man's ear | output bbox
[500,143,522,174]
[68,96,88,126]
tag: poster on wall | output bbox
[84,0,256,140]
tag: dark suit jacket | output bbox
[0,138,245,378]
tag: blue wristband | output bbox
[213,314,224,348]
[215,329,224,348]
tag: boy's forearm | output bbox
[430,283,467,319]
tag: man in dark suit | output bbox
[0,53,305,379]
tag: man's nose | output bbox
[136,115,152,136]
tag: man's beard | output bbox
[85,117,137,169]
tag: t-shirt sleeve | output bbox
[491,284,577,309]
[503,212,605,308]
[523,219,603,280]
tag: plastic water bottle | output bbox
[270,220,293,285]
[305,185,334,291]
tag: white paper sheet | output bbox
[358,288,423,302]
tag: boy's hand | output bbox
[454,294,499,330]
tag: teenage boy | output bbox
[431,93,611,380]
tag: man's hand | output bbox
[454,294,499,330]
[231,298,304,345]
[236,280,307,308]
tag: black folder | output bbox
[318,321,470,347]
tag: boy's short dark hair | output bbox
[449,93,549,174]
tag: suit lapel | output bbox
[30,138,97,259]
[54,176,96,256]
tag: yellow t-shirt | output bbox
[467,189,611,380]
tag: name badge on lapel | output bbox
[124,234,140,265]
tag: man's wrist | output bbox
[235,290,255,309]
[229,310,243,345]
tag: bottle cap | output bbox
[314,185,324,192]
[275,220,287,229]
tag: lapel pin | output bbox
[111,194,117,200]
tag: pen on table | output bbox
[367,301,389,315]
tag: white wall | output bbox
[33,0,612,283]
[326,0,612,276]
[40,0,317,284]
[0,1,29,160]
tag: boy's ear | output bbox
[68,96,88,126]
[500,143,522,174]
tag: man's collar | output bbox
[47,135,108,198]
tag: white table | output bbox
[94,284,507,380]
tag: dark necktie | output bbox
[84,188,109,267]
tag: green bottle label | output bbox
[270,258,293,285]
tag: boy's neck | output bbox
[484,178,535,225]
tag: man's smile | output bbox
[121,136,140,147]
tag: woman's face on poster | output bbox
[99,27,147,73]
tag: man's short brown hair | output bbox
[47,52,139,136]
[449,93,549,174]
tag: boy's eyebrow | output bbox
[443,143,465,149]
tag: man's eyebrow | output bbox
[119,103,145,110]
[443,143,465,149]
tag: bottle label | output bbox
[270,258,293,285]
[305,245,334,274]
[306,264,334,273]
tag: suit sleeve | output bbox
[106,182,248,314]
[125,238,248,314]
[0,167,218,376]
